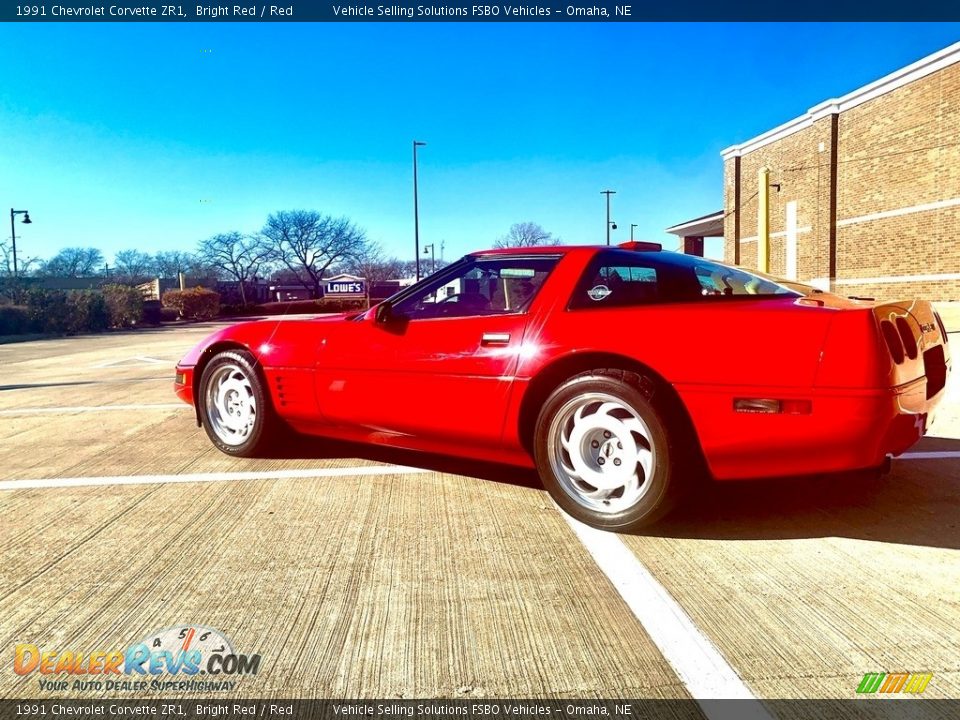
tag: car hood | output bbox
[177,314,356,368]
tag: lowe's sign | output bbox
[323,274,366,298]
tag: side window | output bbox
[393,256,558,320]
[570,257,660,309]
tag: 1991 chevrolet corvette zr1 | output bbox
[174,242,951,530]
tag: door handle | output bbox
[481,332,511,346]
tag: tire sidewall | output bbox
[198,350,270,457]
[534,373,675,531]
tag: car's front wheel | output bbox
[534,370,682,532]
[199,349,273,457]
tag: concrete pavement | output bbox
[0,322,957,706]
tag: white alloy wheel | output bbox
[203,362,258,446]
[546,392,656,514]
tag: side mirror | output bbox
[374,301,393,324]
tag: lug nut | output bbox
[613,458,622,466]
[598,457,605,465]
[591,440,600,449]
[603,431,612,438]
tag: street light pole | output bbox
[8,211,15,277]
[423,243,435,275]
[630,223,637,241]
[601,190,616,245]
[413,141,427,282]
[9,208,32,278]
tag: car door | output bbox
[315,254,560,445]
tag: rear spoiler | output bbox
[618,241,662,252]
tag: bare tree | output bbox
[112,250,154,283]
[338,242,406,285]
[151,250,202,280]
[197,231,271,304]
[494,222,558,249]
[0,239,40,277]
[39,247,105,277]
[260,210,367,297]
[397,258,449,280]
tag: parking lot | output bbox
[0,320,958,704]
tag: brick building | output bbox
[680,41,960,301]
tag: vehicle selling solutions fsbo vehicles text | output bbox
[331,4,555,16]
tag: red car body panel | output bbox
[175,245,952,480]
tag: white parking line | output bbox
[0,403,188,416]
[0,464,431,491]
[560,512,773,717]
[899,451,960,460]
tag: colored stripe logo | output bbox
[857,672,932,694]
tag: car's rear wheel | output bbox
[534,370,681,531]
[199,349,273,457]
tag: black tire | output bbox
[533,369,683,532]
[198,349,275,457]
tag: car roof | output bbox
[470,245,579,256]
[470,241,663,257]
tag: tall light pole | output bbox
[601,190,616,245]
[9,209,32,278]
[413,140,426,281]
[423,243,435,276]
[630,223,638,241]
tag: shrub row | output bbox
[102,284,145,326]
[0,284,146,337]
[0,306,33,335]
[162,287,221,320]
[219,298,367,317]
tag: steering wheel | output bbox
[434,293,490,316]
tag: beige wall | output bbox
[724,59,960,300]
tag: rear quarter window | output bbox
[570,263,660,309]
[568,249,800,310]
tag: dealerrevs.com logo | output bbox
[14,625,261,693]
[856,672,933,694]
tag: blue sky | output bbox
[1,22,959,266]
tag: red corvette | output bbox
[174,242,951,530]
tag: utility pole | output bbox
[601,190,616,245]
[630,224,638,241]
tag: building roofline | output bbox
[665,210,724,234]
[721,40,960,161]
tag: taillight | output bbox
[935,311,949,344]
[881,320,905,364]
[895,317,918,360]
